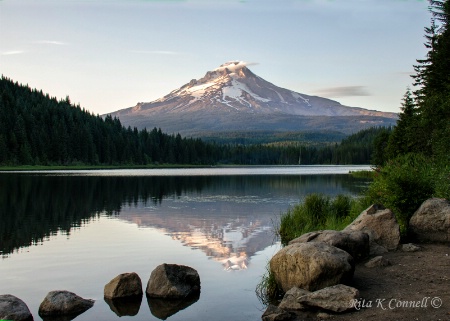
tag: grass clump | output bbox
[255,264,283,305]
[278,193,369,246]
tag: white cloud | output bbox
[1,50,25,56]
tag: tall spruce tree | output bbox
[386,89,420,158]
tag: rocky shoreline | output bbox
[262,198,450,321]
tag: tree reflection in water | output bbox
[0,172,369,260]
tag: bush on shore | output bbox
[277,193,372,246]
[366,153,449,235]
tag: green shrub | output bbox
[366,153,434,234]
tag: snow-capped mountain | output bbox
[108,61,397,137]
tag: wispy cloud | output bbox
[129,50,183,55]
[1,50,25,56]
[33,40,68,45]
[313,86,371,98]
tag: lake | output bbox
[0,166,371,321]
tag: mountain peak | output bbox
[108,61,397,137]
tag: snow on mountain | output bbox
[108,61,397,136]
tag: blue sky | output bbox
[0,0,430,115]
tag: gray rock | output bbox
[0,294,33,321]
[289,229,370,261]
[269,242,354,292]
[146,264,201,299]
[344,204,400,252]
[261,304,296,321]
[402,243,421,252]
[38,291,94,317]
[364,256,391,268]
[409,198,450,243]
[104,272,143,299]
[317,312,332,319]
[298,284,360,313]
[278,287,310,311]
[369,243,389,256]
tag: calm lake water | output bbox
[0,166,371,321]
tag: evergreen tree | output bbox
[410,0,450,158]
[386,89,420,158]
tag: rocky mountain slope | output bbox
[108,61,397,138]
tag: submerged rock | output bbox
[269,242,354,292]
[38,290,94,317]
[0,294,33,321]
[146,263,201,299]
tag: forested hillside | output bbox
[0,76,387,166]
[0,76,216,165]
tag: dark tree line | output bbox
[0,76,217,166]
[0,75,387,166]
[216,126,390,165]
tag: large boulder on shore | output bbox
[344,204,400,254]
[38,291,94,317]
[0,294,33,321]
[146,264,201,299]
[104,272,143,299]
[289,230,370,262]
[269,242,354,292]
[409,198,450,243]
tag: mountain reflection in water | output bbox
[118,196,275,270]
[0,172,369,269]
